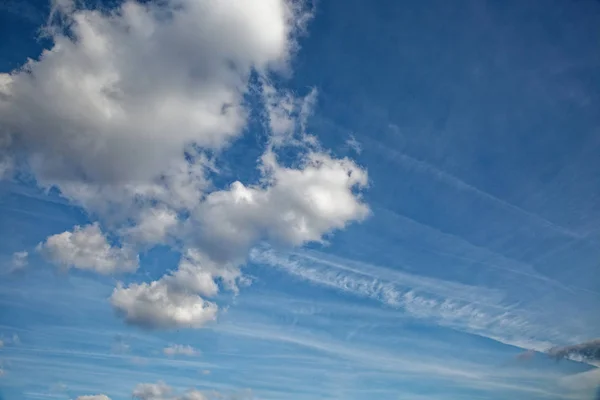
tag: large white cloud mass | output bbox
[0,0,369,329]
[0,0,300,185]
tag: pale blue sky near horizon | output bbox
[1,0,600,399]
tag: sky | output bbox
[0,0,600,399]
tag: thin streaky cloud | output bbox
[251,248,571,353]
[368,139,582,239]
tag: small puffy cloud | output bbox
[0,339,3,348]
[189,150,369,262]
[11,334,20,345]
[11,251,28,270]
[76,395,111,400]
[38,223,138,274]
[111,248,240,329]
[132,381,173,400]
[0,367,4,377]
[111,280,217,329]
[163,344,198,357]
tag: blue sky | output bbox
[1,0,600,399]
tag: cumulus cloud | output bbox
[163,344,199,357]
[188,150,369,262]
[111,280,218,329]
[76,395,111,400]
[121,207,179,245]
[111,151,368,329]
[0,0,304,186]
[0,0,369,330]
[38,223,138,274]
[132,381,174,400]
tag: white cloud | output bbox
[163,344,198,357]
[251,248,401,306]
[112,149,369,329]
[0,0,304,187]
[11,251,28,270]
[0,367,4,377]
[132,381,173,400]
[110,249,236,329]
[38,223,138,274]
[110,280,218,330]
[121,207,179,245]
[251,248,565,354]
[0,0,369,330]
[76,395,111,400]
[188,150,369,262]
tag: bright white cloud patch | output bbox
[110,249,239,329]
[0,0,369,330]
[38,223,138,274]
[189,151,369,262]
[163,344,198,357]
[111,281,218,329]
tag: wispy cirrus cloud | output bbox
[249,247,566,353]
